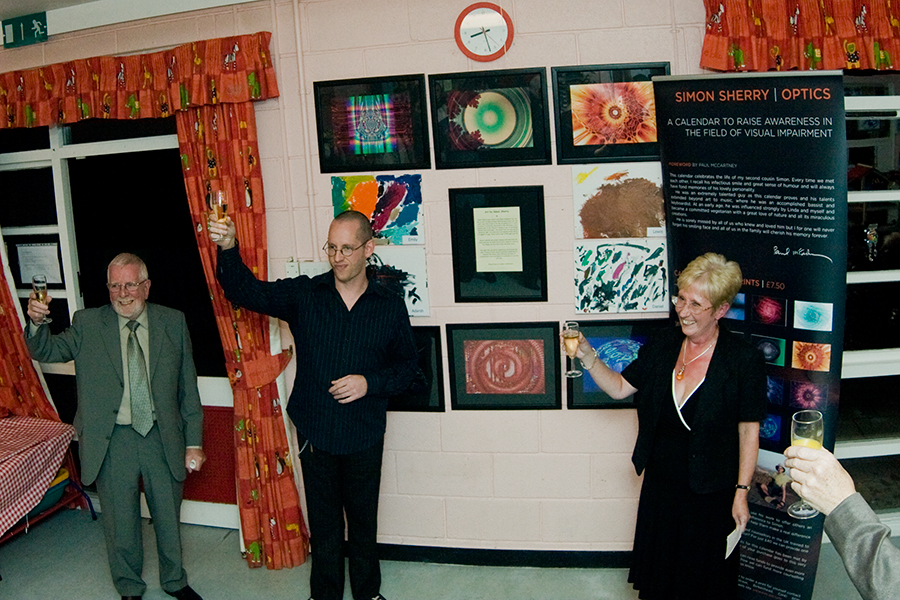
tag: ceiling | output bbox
[0,0,97,23]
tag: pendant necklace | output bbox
[675,338,716,381]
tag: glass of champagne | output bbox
[787,409,824,519]
[212,189,228,222]
[32,274,52,324]
[563,321,582,378]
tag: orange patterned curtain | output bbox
[0,250,59,421]
[0,32,310,569]
[176,104,309,569]
[701,0,900,71]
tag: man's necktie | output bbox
[127,320,153,436]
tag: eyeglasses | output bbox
[322,241,367,257]
[671,295,713,315]
[107,280,147,292]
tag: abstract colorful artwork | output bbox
[793,300,834,332]
[567,320,666,408]
[791,341,832,372]
[446,88,533,150]
[370,245,429,317]
[313,74,430,173]
[790,380,829,410]
[752,295,787,326]
[570,81,657,146]
[759,413,782,442]
[753,335,786,367]
[573,162,665,239]
[463,339,546,394]
[447,322,560,410]
[574,240,668,313]
[725,293,746,321]
[332,174,423,245]
[581,336,643,395]
[766,376,785,405]
[343,94,398,155]
[552,62,669,164]
[429,68,551,169]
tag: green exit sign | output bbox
[3,12,48,49]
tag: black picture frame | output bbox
[313,74,431,173]
[551,62,670,164]
[567,319,668,409]
[447,322,561,410]
[428,67,551,169]
[388,326,445,412]
[448,186,547,303]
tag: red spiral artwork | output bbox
[464,339,546,394]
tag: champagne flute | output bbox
[563,321,582,378]
[32,274,52,324]
[212,189,228,223]
[208,189,228,242]
[787,409,824,519]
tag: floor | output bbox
[0,507,888,600]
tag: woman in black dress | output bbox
[573,253,766,599]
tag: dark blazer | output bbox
[623,325,766,494]
[26,303,203,485]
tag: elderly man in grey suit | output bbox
[784,445,900,600]
[26,253,206,600]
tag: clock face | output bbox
[455,3,513,62]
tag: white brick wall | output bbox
[0,0,707,552]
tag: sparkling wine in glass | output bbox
[563,321,582,378]
[212,189,228,222]
[788,409,824,519]
[32,274,52,324]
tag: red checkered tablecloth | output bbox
[0,416,75,537]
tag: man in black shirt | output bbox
[210,210,418,600]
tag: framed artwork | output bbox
[370,245,430,317]
[388,326,445,412]
[313,74,431,173]
[572,162,665,239]
[567,319,667,408]
[449,186,547,303]
[428,68,551,169]
[447,322,561,410]
[552,62,670,164]
[575,239,668,313]
[332,174,423,244]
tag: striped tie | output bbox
[126,320,153,436]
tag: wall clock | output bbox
[454,2,514,62]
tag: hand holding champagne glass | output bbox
[31,274,52,324]
[209,189,228,241]
[788,409,824,519]
[563,321,582,378]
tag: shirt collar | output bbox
[118,307,149,331]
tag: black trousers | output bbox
[299,437,384,600]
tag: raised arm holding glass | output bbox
[570,253,766,600]
[209,211,418,600]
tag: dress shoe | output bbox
[165,586,203,600]
[121,596,141,600]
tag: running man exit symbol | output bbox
[2,12,49,49]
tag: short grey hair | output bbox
[107,253,149,282]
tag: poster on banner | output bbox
[654,71,847,600]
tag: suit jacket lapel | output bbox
[147,303,161,382]
[100,305,124,385]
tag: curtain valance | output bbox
[0,31,278,128]
[701,0,900,71]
